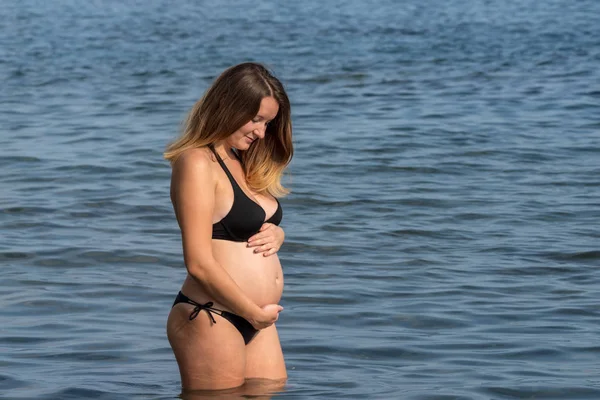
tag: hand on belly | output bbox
[212,241,284,306]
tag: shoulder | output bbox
[170,147,220,194]
[172,147,216,176]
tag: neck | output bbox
[212,141,236,160]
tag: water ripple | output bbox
[2,0,600,399]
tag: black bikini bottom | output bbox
[172,291,259,345]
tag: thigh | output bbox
[244,324,287,380]
[167,304,247,391]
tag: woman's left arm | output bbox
[247,224,285,257]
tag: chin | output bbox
[237,139,254,150]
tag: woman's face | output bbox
[227,96,279,150]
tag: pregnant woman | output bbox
[164,63,293,392]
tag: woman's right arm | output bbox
[171,150,282,329]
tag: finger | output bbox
[248,237,271,248]
[247,235,263,245]
[253,244,272,254]
[247,231,262,242]
[262,247,279,257]
[247,232,272,243]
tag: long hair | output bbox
[164,63,293,196]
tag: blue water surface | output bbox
[1,0,599,398]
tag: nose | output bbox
[254,124,267,139]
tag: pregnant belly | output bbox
[182,240,284,308]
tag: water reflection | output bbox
[179,378,287,399]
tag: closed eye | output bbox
[252,118,272,127]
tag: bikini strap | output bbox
[175,291,223,323]
[208,145,238,185]
[188,301,222,324]
[231,148,243,163]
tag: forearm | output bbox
[187,260,262,321]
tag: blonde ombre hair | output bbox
[164,63,293,196]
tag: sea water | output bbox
[1,0,599,398]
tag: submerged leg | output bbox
[167,303,247,391]
[244,324,287,380]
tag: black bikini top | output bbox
[209,146,282,242]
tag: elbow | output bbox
[185,258,215,282]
